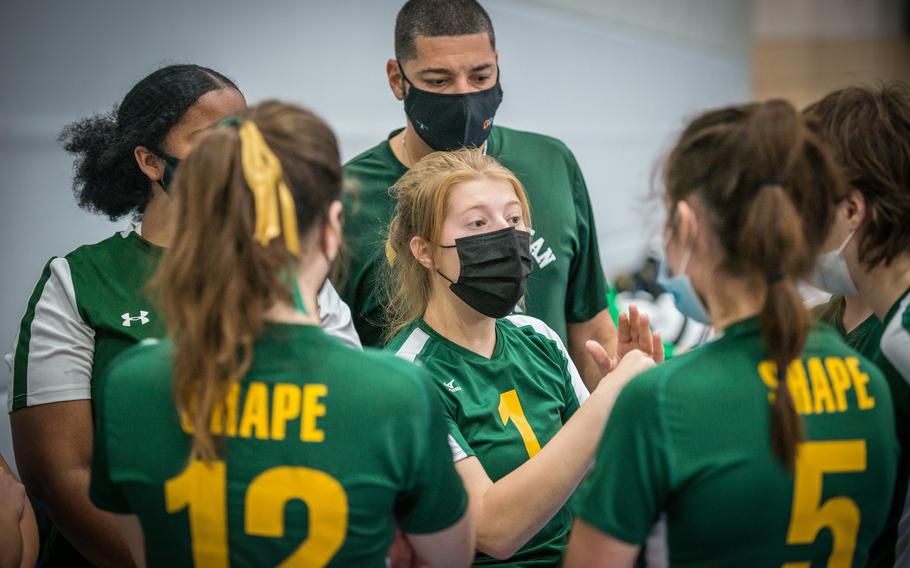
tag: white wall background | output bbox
[0,0,750,471]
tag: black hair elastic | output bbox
[767,271,785,284]
[760,177,784,189]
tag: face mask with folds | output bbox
[399,62,503,151]
[656,216,711,325]
[810,231,858,296]
[437,227,532,318]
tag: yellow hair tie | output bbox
[385,239,397,265]
[238,121,301,255]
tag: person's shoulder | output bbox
[493,125,576,161]
[339,344,436,407]
[386,321,435,362]
[63,229,136,262]
[102,338,173,398]
[502,314,563,345]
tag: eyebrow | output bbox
[419,63,494,76]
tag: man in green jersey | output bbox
[805,82,910,567]
[340,0,617,389]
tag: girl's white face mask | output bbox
[810,231,858,296]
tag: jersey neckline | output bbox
[415,317,505,361]
[883,285,910,327]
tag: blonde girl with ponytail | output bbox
[89,102,474,568]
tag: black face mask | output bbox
[399,62,503,151]
[156,152,181,191]
[437,227,532,318]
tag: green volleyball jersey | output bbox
[875,285,910,567]
[90,324,466,567]
[389,314,589,566]
[579,318,898,567]
[7,228,362,413]
[812,295,884,354]
[341,126,610,346]
[7,228,165,411]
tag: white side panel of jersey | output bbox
[317,280,362,349]
[6,257,94,411]
[393,328,471,462]
[643,514,668,568]
[881,293,910,384]
[504,314,589,404]
[393,327,431,364]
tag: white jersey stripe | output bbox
[394,327,431,363]
[448,434,469,462]
[881,293,910,384]
[7,257,94,411]
[504,315,589,404]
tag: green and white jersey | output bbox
[389,314,588,566]
[341,126,610,347]
[879,286,910,567]
[90,324,466,567]
[812,295,884,355]
[6,227,361,412]
[578,318,899,567]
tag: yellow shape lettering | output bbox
[238,382,270,439]
[807,358,836,414]
[758,360,779,403]
[846,357,876,410]
[271,384,302,441]
[787,360,813,415]
[824,358,852,412]
[301,385,327,442]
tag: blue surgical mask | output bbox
[810,231,857,296]
[657,219,711,324]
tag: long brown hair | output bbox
[804,82,910,269]
[384,149,531,341]
[155,101,342,460]
[664,100,847,469]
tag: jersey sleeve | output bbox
[6,257,95,412]
[317,280,362,349]
[577,370,673,545]
[396,370,469,534]
[89,365,131,514]
[564,151,610,324]
[881,297,910,382]
[446,418,475,463]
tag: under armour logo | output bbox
[122,311,150,327]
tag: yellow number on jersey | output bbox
[783,440,866,568]
[499,389,541,458]
[165,461,348,567]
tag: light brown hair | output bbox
[804,82,910,269]
[155,101,342,460]
[664,100,847,469]
[384,149,531,340]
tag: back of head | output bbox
[804,82,910,269]
[664,99,848,468]
[395,0,495,62]
[385,149,530,339]
[59,64,239,220]
[158,100,342,460]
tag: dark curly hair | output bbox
[59,64,240,220]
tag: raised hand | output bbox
[585,304,664,383]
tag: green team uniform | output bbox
[578,318,899,567]
[389,314,589,566]
[878,286,910,567]
[812,295,884,354]
[342,126,610,346]
[6,227,360,564]
[90,324,466,567]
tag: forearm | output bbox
[473,381,621,558]
[0,508,23,568]
[35,468,135,567]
